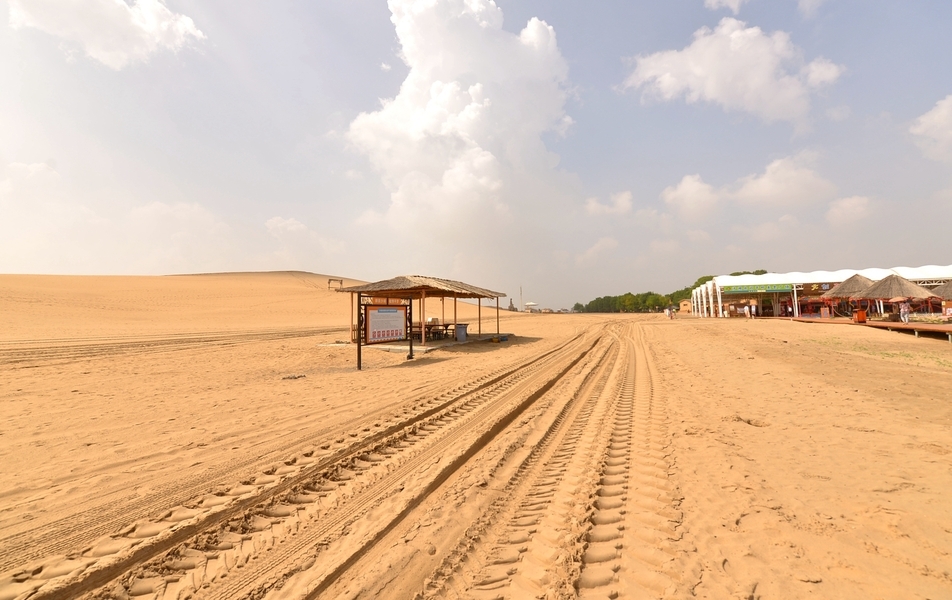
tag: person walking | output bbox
[900,300,911,324]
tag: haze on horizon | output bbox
[1,0,950,308]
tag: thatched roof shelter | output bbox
[339,275,503,299]
[853,274,938,300]
[928,281,952,300]
[821,274,874,299]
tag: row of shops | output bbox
[691,265,952,318]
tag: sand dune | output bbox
[1,273,950,599]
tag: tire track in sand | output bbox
[424,325,628,599]
[30,331,602,600]
[5,334,592,599]
[576,322,685,599]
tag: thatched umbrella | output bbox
[929,281,952,300]
[853,274,938,300]
[821,274,874,299]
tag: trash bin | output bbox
[853,309,866,323]
[455,323,468,342]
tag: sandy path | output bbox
[2,274,951,599]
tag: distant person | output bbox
[744,305,751,319]
[751,305,757,318]
[900,301,911,323]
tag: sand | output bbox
[1,272,950,599]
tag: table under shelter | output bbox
[339,275,506,369]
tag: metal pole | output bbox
[478,297,482,337]
[454,294,458,341]
[496,297,500,335]
[350,292,354,343]
[356,293,362,370]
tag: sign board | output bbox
[800,282,836,296]
[720,284,792,294]
[364,306,407,344]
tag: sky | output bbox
[1,0,951,308]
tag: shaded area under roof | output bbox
[853,274,938,300]
[339,275,505,299]
[820,274,874,299]
[929,281,952,300]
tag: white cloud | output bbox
[910,94,952,163]
[826,195,870,226]
[704,0,749,15]
[8,0,204,70]
[585,190,632,215]
[731,154,837,205]
[798,0,827,18]
[624,18,843,123]
[575,237,618,265]
[380,62,392,72]
[265,216,307,235]
[686,229,710,242]
[662,153,836,219]
[661,174,719,220]
[347,0,571,255]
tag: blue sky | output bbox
[2,0,950,308]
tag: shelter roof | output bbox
[930,281,952,300]
[339,275,504,299]
[853,274,938,300]
[820,274,874,299]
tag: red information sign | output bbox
[364,306,407,344]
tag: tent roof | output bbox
[707,264,952,290]
[928,280,952,300]
[339,275,504,299]
[820,274,874,299]
[853,274,938,300]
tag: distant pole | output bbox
[496,297,500,334]
[520,286,523,312]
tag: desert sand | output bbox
[1,272,951,600]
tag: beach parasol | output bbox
[853,274,938,300]
[821,274,874,299]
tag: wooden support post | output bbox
[356,293,362,370]
[350,292,354,343]
[454,294,458,341]
[421,290,426,346]
[496,297,500,335]
[478,298,482,337]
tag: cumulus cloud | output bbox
[662,153,836,219]
[826,195,870,226]
[347,0,572,259]
[380,62,392,72]
[584,191,632,215]
[910,94,952,163]
[624,18,843,123]
[661,174,719,220]
[704,0,749,15]
[8,0,204,70]
[731,154,837,205]
[575,237,618,265]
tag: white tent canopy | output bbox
[693,264,952,318]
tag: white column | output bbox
[716,285,724,317]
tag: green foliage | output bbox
[574,269,766,313]
[578,291,671,313]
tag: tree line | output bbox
[572,270,766,313]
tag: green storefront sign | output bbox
[720,284,793,294]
